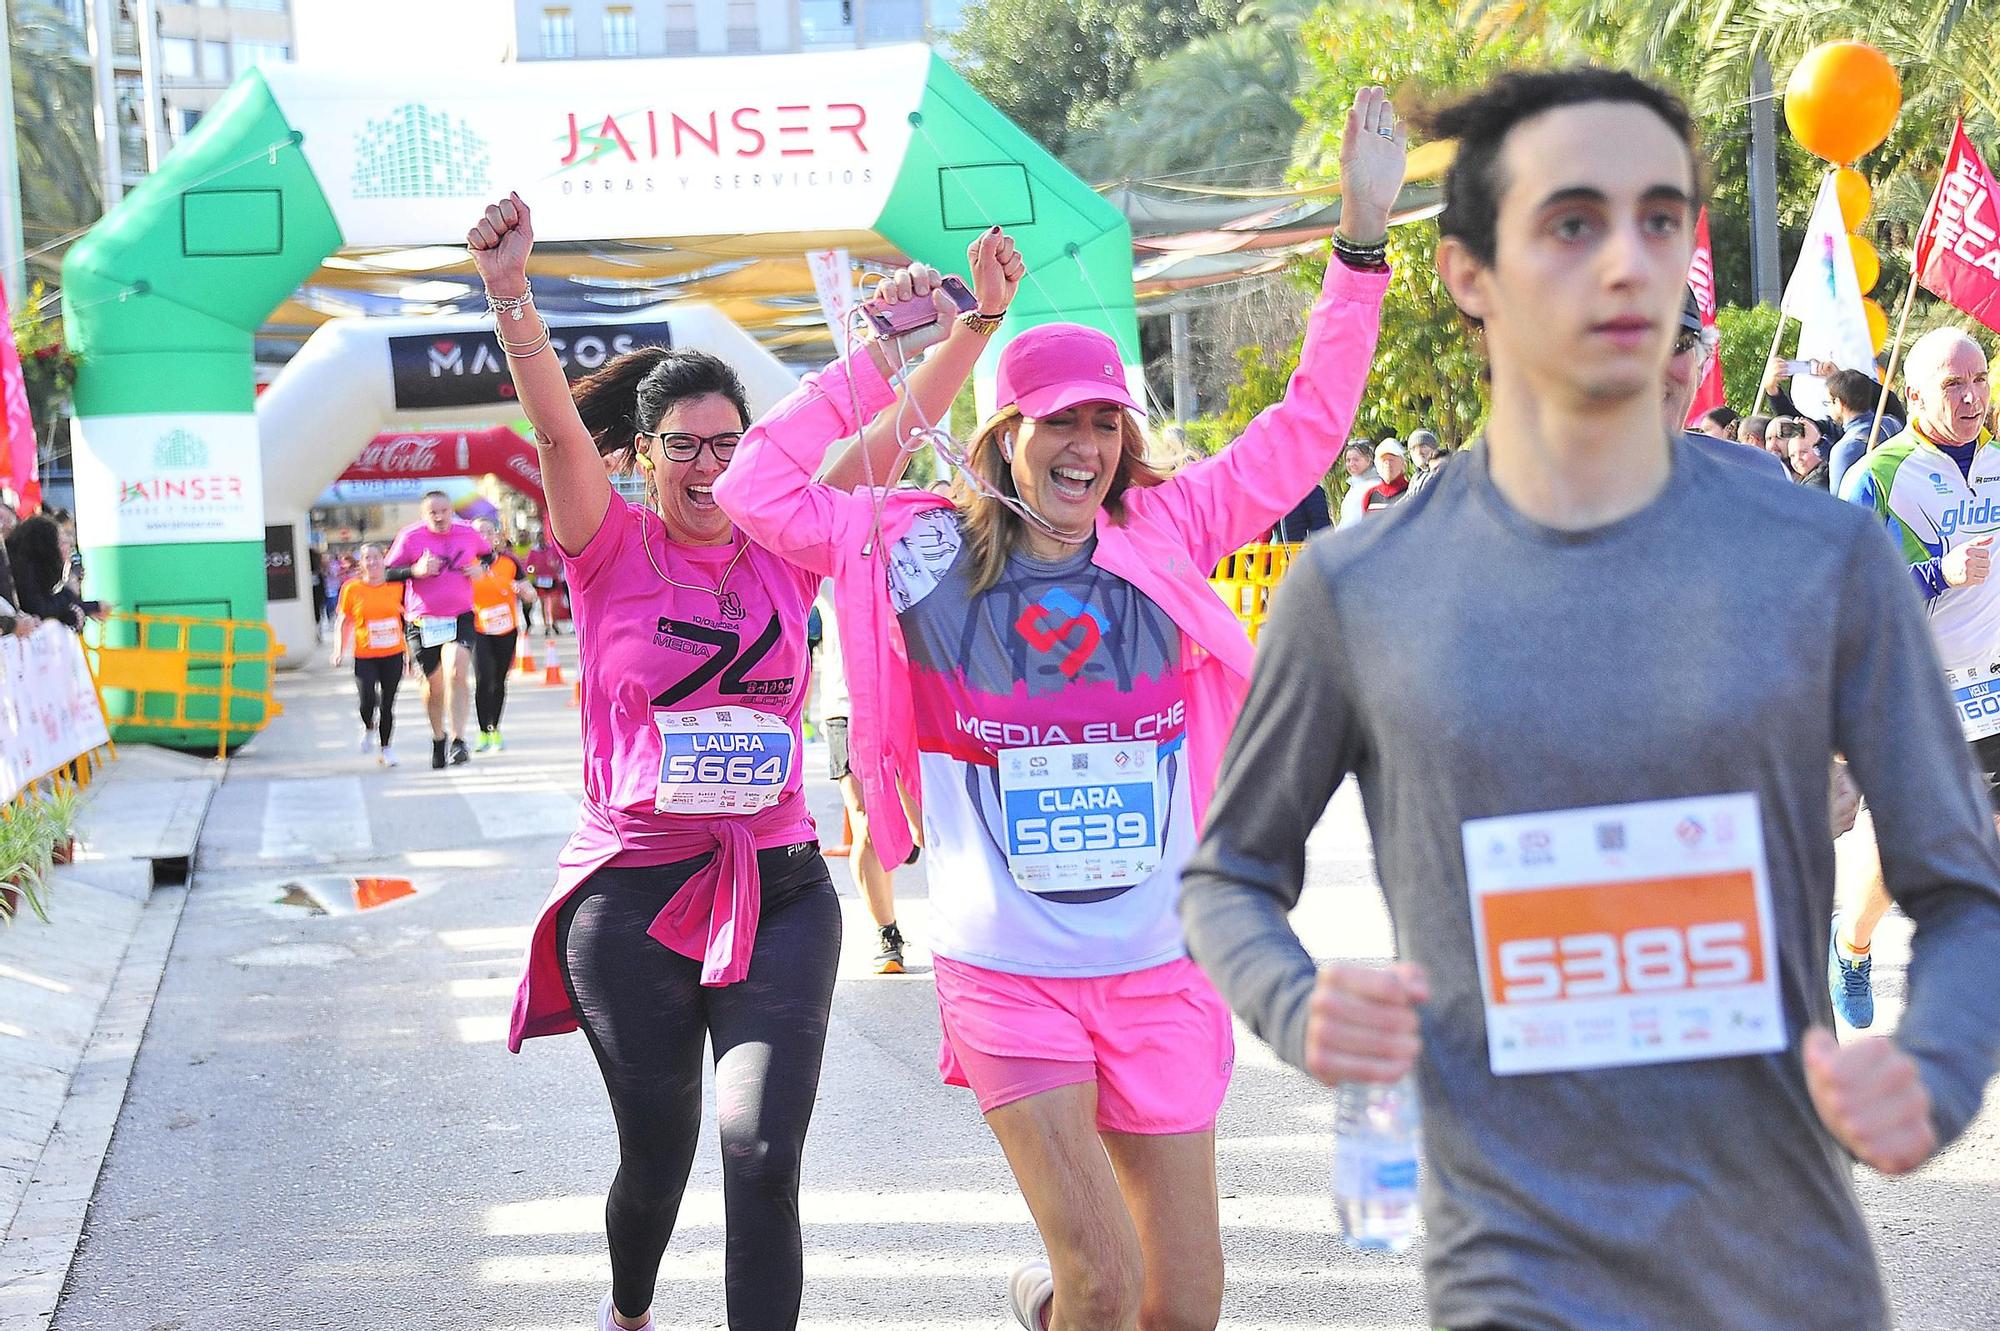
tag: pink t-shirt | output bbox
[385,519,490,618]
[564,492,820,855]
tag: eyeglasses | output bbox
[1673,327,1718,357]
[641,430,743,463]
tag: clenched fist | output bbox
[1804,1028,1936,1174]
[1303,961,1429,1087]
[466,192,535,300]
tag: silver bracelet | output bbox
[487,289,536,322]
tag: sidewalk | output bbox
[0,747,222,1330]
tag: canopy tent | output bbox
[61,45,1137,747]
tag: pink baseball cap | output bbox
[995,323,1142,420]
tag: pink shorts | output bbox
[934,955,1235,1135]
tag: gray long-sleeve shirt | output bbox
[1180,434,2000,1331]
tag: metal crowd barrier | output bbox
[1210,542,1305,644]
[84,612,285,759]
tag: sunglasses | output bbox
[640,430,743,463]
[1673,327,1717,357]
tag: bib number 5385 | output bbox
[1497,922,1752,1002]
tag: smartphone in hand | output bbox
[863,275,978,338]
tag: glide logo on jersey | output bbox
[1937,495,2000,541]
[1015,588,1111,678]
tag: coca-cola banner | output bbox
[338,427,547,504]
[389,320,674,411]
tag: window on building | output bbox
[603,5,637,55]
[864,0,924,41]
[540,7,575,57]
[160,37,198,79]
[663,1,697,53]
[232,41,290,71]
[799,0,854,46]
[725,0,758,51]
[203,40,230,79]
[181,108,204,135]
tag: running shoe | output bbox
[1007,1260,1054,1331]
[360,727,376,754]
[475,730,493,753]
[431,739,448,770]
[379,746,399,768]
[450,738,471,766]
[491,729,505,752]
[874,922,907,975]
[1829,925,1875,1029]
[597,1292,652,1331]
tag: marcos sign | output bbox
[388,319,674,410]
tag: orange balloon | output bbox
[1785,41,1902,164]
[1849,234,1881,295]
[1833,167,1872,229]
[1864,296,1888,354]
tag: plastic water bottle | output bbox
[1331,1074,1421,1252]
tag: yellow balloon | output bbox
[1849,234,1881,295]
[1785,41,1903,164]
[1834,168,1872,230]
[1864,297,1889,354]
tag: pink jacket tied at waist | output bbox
[712,260,1389,868]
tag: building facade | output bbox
[511,0,936,62]
[152,0,295,149]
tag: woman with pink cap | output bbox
[466,188,1024,1331]
[717,89,1406,1331]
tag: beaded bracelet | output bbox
[487,289,536,322]
[1332,233,1390,271]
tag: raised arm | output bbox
[1131,87,1405,569]
[822,229,1025,492]
[466,194,612,557]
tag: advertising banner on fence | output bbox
[71,412,265,547]
[0,625,110,804]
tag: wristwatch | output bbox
[959,309,1005,336]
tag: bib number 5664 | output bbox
[664,753,786,785]
[1498,922,1751,1002]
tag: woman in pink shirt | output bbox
[718,88,1403,1331]
[467,195,1021,1331]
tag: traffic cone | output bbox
[517,637,537,677]
[824,809,854,859]
[542,636,566,686]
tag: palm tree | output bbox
[11,0,105,288]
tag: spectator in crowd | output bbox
[5,514,96,632]
[1405,428,1445,485]
[1787,426,1830,487]
[1691,406,1741,439]
[1824,368,1904,498]
[0,500,32,639]
[1665,286,1788,480]
[1739,413,1773,451]
[1361,439,1411,514]
[1269,480,1333,542]
[1335,440,1379,528]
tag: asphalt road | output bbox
[50,652,2000,1330]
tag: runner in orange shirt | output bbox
[472,518,530,751]
[329,543,408,767]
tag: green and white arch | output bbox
[61,46,1137,750]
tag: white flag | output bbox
[806,248,858,349]
[1781,171,1878,419]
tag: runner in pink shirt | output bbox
[467,192,1022,1331]
[718,89,1403,1331]
[385,493,489,767]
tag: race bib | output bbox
[653,707,796,815]
[1946,664,2000,741]
[363,618,402,651]
[476,604,516,635]
[1462,793,1783,1076]
[997,740,1161,893]
[534,576,556,590]
[416,615,458,648]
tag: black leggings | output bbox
[474,630,517,732]
[556,843,841,1328]
[352,655,404,747]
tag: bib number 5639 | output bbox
[1498,922,1751,1002]
[1014,811,1149,855]
[663,753,786,785]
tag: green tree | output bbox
[947,0,1233,157]
[10,0,103,289]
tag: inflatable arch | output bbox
[61,46,1138,747]
[257,302,801,664]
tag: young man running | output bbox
[386,491,488,768]
[1181,69,2000,1331]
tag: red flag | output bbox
[0,284,40,515]
[1684,208,1726,425]
[1915,120,2000,335]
